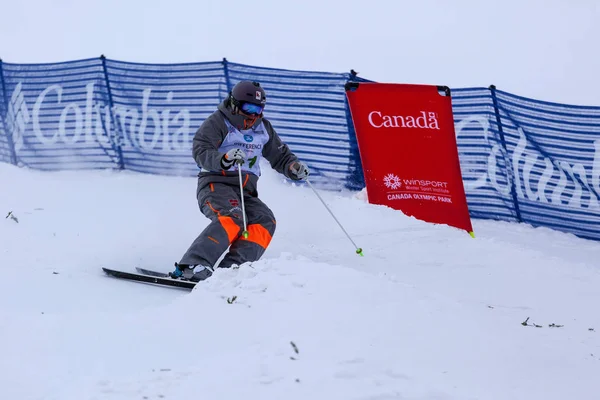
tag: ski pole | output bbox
[306,179,363,256]
[237,161,249,238]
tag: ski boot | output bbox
[169,262,214,282]
[168,262,194,280]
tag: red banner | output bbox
[345,82,473,235]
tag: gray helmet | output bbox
[229,81,267,115]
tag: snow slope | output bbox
[1,162,599,400]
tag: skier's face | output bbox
[239,108,259,129]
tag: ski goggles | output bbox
[240,102,264,116]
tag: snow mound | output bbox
[1,165,599,399]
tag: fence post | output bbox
[100,55,124,170]
[222,57,232,101]
[0,58,18,165]
[489,84,522,222]
[343,70,365,191]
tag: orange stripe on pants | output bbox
[242,223,273,249]
[219,216,241,244]
[206,201,241,244]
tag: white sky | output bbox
[1,0,599,106]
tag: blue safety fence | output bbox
[0,58,117,170]
[451,87,600,240]
[492,88,600,240]
[0,56,598,241]
[103,58,226,177]
[0,59,15,165]
[451,87,520,222]
[0,57,366,190]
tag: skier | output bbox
[170,80,309,282]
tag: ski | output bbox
[102,267,196,290]
[135,267,170,278]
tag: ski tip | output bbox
[469,231,476,238]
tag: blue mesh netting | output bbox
[0,57,598,240]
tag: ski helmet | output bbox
[229,81,267,116]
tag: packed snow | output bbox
[1,161,599,400]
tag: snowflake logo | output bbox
[383,174,402,190]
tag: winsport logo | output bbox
[383,173,402,190]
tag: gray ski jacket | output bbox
[192,99,299,196]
